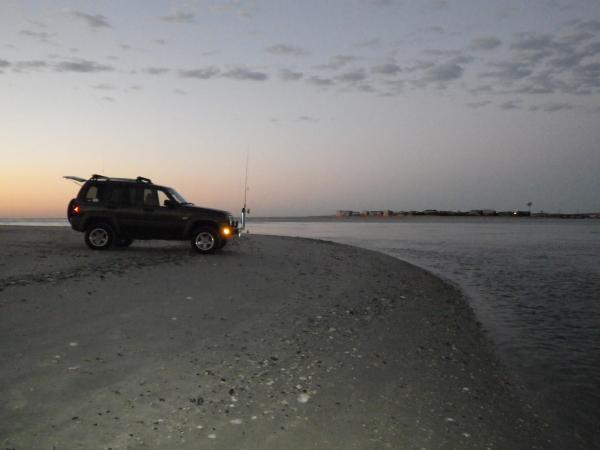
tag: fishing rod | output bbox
[241,151,250,231]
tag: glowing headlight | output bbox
[221,227,232,236]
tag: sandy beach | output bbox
[0,226,563,449]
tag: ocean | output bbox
[2,216,599,446]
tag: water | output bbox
[2,216,599,445]
[247,217,600,448]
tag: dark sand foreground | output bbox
[0,226,561,449]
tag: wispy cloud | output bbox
[335,69,367,83]
[499,100,521,110]
[529,102,573,112]
[317,54,361,70]
[423,61,464,82]
[160,10,195,24]
[371,63,401,75]
[55,59,114,73]
[144,67,170,75]
[19,30,56,43]
[470,37,502,51]
[466,100,491,109]
[307,75,335,86]
[222,67,268,81]
[67,10,111,28]
[266,44,310,56]
[179,67,220,79]
[279,68,303,81]
[297,115,319,123]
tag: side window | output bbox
[143,188,170,207]
[143,189,159,207]
[83,184,105,203]
[157,190,170,207]
[109,186,136,206]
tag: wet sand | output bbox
[0,226,563,449]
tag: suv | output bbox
[66,174,239,254]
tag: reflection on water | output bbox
[249,217,600,447]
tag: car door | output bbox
[106,184,141,236]
[140,187,185,238]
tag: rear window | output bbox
[82,184,106,203]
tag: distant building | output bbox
[336,210,357,217]
[383,209,395,217]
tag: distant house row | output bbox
[336,209,599,219]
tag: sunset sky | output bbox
[1,0,599,217]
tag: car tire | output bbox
[115,237,134,248]
[191,227,220,254]
[85,223,115,250]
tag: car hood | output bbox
[180,205,231,217]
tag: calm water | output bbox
[2,217,599,445]
[248,217,600,448]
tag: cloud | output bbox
[222,67,268,81]
[19,30,56,43]
[423,61,464,82]
[101,96,115,102]
[160,11,195,23]
[335,69,367,83]
[0,59,10,68]
[279,68,303,81]
[307,75,335,86]
[499,100,521,110]
[266,44,310,56]
[431,0,448,9]
[179,67,220,79]
[12,60,49,72]
[362,0,395,6]
[93,83,115,90]
[297,115,319,123]
[67,11,111,28]
[470,37,502,51]
[354,38,381,48]
[480,61,532,81]
[371,63,401,75]
[466,100,491,108]
[179,66,267,81]
[55,59,114,73]
[529,102,573,112]
[317,55,361,70]
[144,67,170,75]
[153,39,167,45]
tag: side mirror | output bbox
[164,199,176,208]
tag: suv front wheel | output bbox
[85,223,115,250]
[191,227,220,254]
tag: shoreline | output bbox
[0,226,569,448]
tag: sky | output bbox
[1,0,599,217]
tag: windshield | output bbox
[168,189,190,205]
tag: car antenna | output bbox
[241,150,250,231]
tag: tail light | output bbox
[67,199,80,221]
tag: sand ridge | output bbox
[0,226,563,449]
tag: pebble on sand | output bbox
[297,393,311,403]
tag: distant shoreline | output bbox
[1,213,599,227]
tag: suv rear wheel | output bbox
[85,223,115,250]
[191,227,220,254]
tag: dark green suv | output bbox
[66,174,239,254]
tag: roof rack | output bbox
[89,174,153,184]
